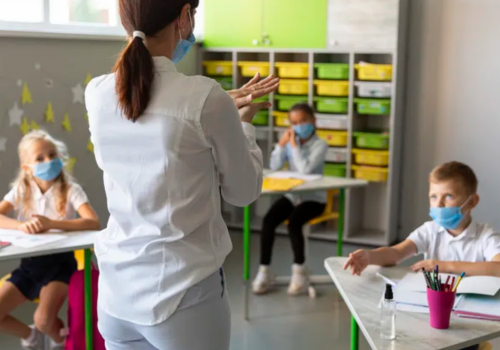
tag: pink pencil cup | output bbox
[427,286,456,329]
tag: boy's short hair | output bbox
[429,161,478,194]
[289,103,315,119]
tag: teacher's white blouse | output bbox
[85,57,263,325]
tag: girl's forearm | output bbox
[0,214,21,230]
[51,218,100,232]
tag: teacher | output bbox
[85,0,278,349]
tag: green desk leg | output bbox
[243,205,251,320]
[84,249,94,350]
[351,315,359,350]
[337,189,345,257]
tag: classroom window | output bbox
[0,0,44,23]
[49,0,119,26]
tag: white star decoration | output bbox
[35,63,41,70]
[16,79,23,87]
[72,83,84,104]
[0,138,6,152]
[9,102,24,126]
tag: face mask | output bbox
[429,196,472,230]
[172,11,195,63]
[31,158,63,182]
[293,123,315,140]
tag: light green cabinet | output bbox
[204,0,327,49]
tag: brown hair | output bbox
[289,103,316,119]
[429,161,478,194]
[114,0,199,122]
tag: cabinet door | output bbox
[263,0,328,49]
[204,0,263,48]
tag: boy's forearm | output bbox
[368,247,402,267]
[0,214,21,230]
[51,218,100,232]
[443,261,500,277]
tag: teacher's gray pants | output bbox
[98,269,231,350]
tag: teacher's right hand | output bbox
[239,101,272,124]
[229,73,279,108]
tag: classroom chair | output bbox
[275,189,339,298]
[479,342,493,350]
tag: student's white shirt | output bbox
[85,57,263,326]
[408,220,500,262]
[3,181,88,221]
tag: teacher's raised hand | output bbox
[229,73,279,108]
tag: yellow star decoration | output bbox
[22,82,33,105]
[67,157,77,175]
[45,102,55,123]
[85,73,92,85]
[30,120,41,130]
[20,117,30,135]
[87,138,94,153]
[62,113,72,132]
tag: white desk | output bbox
[325,257,500,350]
[0,230,99,350]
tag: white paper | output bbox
[455,293,500,317]
[376,272,397,286]
[0,230,66,248]
[266,171,322,182]
[396,272,500,296]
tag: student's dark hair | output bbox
[114,0,199,122]
[430,161,478,194]
[289,103,316,119]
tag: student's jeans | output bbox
[261,196,325,265]
[98,269,230,350]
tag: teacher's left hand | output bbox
[229,73,279,108]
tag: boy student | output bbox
[344,161,500,277]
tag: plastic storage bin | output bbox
[314,97,348,113]
[314,80,349,97]
[326,148,348,163]
[356,82,392,98]
[278,79,309,95]
[252,111,269,126]
[353,131,390,150]
[275,62,309,78]
[354,98,391,115]
[316,115,348,130]
[238,61,270,77]
[316,130,348,147]
[273,111,290,127]
[202,61,233,76]
[324,163,347,178]
[355,63,393,81]
[352,149,389,166]
[314,63,349,80]
[214,77,233,90]
[352,166,389,182]
[274,95,308,111]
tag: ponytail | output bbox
[114,37,154,122]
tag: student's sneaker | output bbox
[288,264,310,296]
[49,338,65,350]
[20,325,45,350]
[252,265,274,294]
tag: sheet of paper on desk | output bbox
[266,171,322,182]
[0,230,67,248]
[455,293,500,319]
[396,272,500,296]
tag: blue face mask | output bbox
[429,197,472,230]
[293,123,315,140]
[32,158,63,182]
[172,12,195,63]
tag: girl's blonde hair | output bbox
[12,130,73,218]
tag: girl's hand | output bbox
[289,129,297,148]
[228,73,279,108]
[410,259,445,273]
[20,215,53,234]
[279,129,293,147]
[344,250,370,276]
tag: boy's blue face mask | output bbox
[32,158,63,182]
[172,11,195,63]
[429,196,472,230]
[293,123,315,140]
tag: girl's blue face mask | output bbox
[172,11,195,63]
[429,196,472,230]
[31,158,63,182]
[292,123,315,140]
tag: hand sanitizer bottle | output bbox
[380,283,396,340]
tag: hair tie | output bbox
[132,31,146,41]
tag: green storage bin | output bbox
[314,97,348,113]
[274,95,308,111]
[353,131,390,150]
[354,98,391,115]
[213,77,233,90]
[252,111,269,126]
[323,163,347,177]
[254,95,270,103]
[314,63,350,80]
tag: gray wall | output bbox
[399,0,500,239]
[0,37,197,223]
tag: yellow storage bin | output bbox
[275,62,309,78]
[352,166,388,182]
[316,130,348,147]
[278,79,309,95]
[352,149,389,166]
[202,61,233,76]
[273,111,290,127]
[238,61,270,77]
[355,64,393,81]
[314,80,349,97]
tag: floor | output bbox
[0,232,499,350]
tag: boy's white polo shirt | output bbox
[408,220,500,261]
